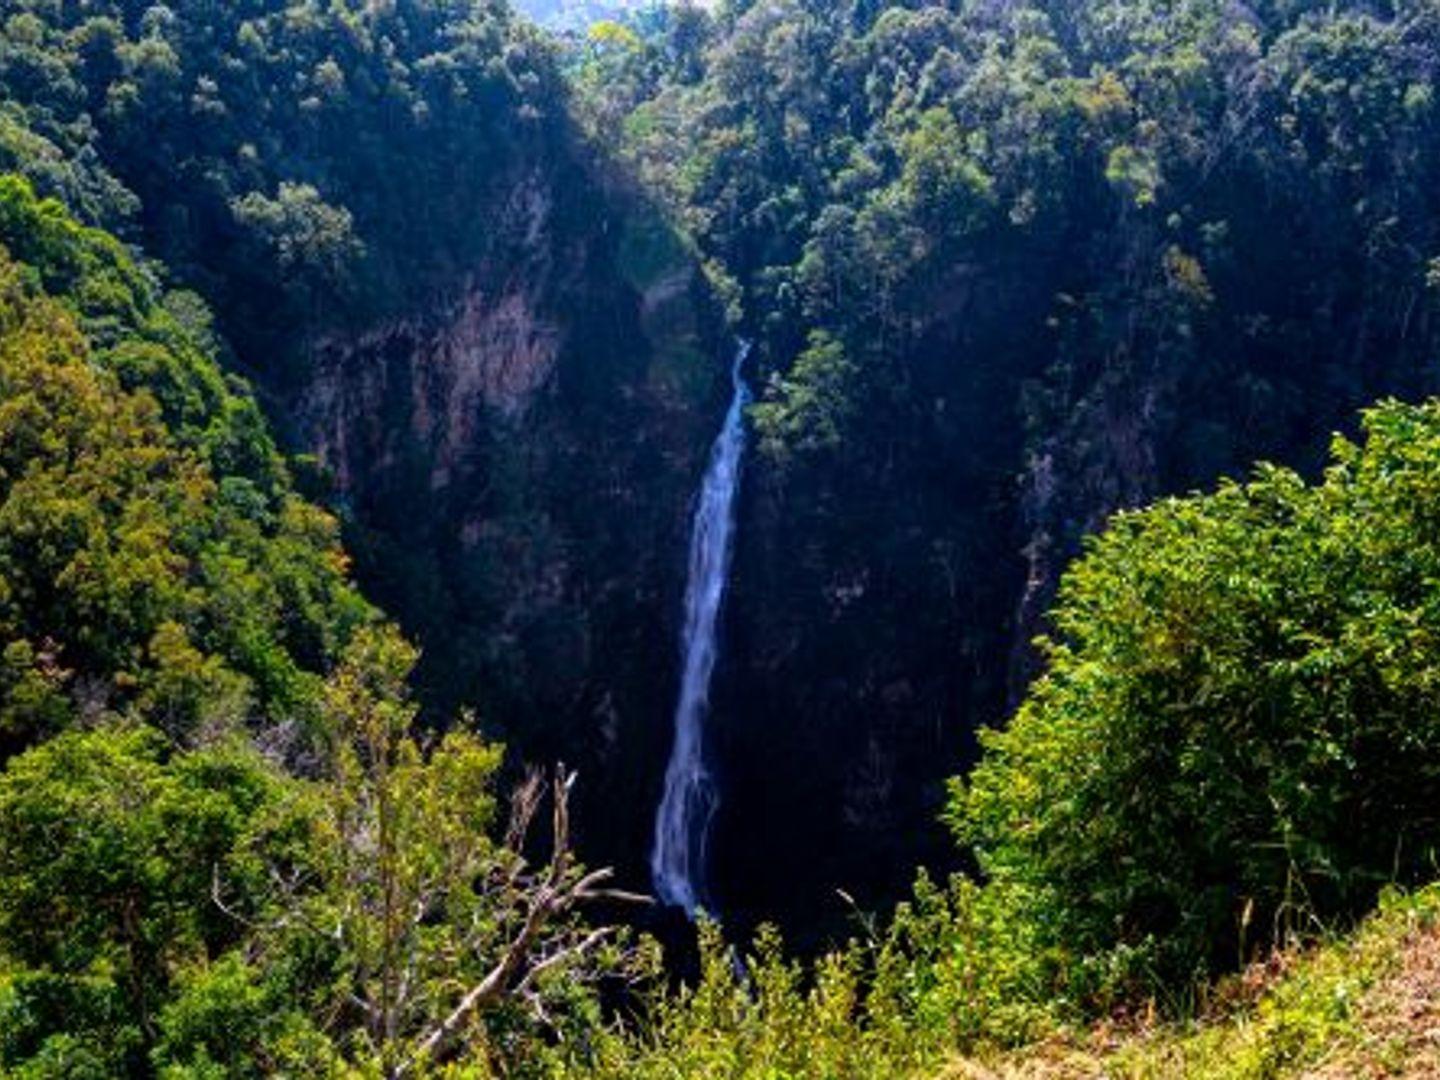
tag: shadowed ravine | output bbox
[651,341,752,916]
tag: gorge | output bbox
[2,0,1433,947]
[5,4,1440,1070]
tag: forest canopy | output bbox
[0,0,567,374]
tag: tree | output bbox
[230,182,364,306]
[247,628,651,1077]
[0,180,371,756]
[0,726,298,1076]
[751,329,857,466]
[956,400,1440,994]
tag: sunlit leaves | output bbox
[0,177,371,753]
[959,400,1440,993]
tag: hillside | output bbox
[10,0,1440,946]
[0,0,730,887]
[948,884,1440,1079]
[0,173,370,758]
[568,0,1440,938]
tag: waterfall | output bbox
[651,341,751,916]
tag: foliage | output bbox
[0,7,679,1078]
[582,0,1440,469]
[242,626,649,1078]
[556,869,1066,1078]
[750,330,857,466]
[0,0,565,373]
[1111,883,1440,1079]
[0,726,304,1076]
[563,2,1440,932]
[0,174,361,1076]
[573,919,930,1079]
[905,883,1440,1079]
[0,176,370,755]
[0,630,644,1078]
[8,2,1440,1076]
[0,171,653,1078]
[957,399,1440,999]
[574,396,1440,1077]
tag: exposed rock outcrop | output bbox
[301,280,562,494]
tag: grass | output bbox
[941,884,1440,1079]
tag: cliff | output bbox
[289,156,728,877]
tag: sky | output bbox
[514,0,714,31]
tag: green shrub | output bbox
[957,399,1440,997]
[0,727,301,1076]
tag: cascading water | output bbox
[651,341,752,916]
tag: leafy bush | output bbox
[957,399,1440,995]
[0,727,301,1076]
[560,872,1065,1078]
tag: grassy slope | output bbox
[945,885,1440,1079]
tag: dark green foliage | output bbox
[958,399,1440,996]
[8,1,1440,1074]
[0,0,565,376]
[588,0,1440,471]
[0,0,729,949]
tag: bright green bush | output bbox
[0,727,302,1076]
[957,399,1440,996]
[571,919,917,1080]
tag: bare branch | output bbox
[391,766,634,1078]
[505,769,545,853]
[514,926,616,998]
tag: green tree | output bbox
[957,400,1440,995]
[0,727,302,1076]
[0,177,372,756]
[236,628,650,1078]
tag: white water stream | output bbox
[650,341,751,916]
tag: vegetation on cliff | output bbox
[566,0,1440,936]
[0,0,728,895]
[0,173,368,754]
[559,400,1440,1077]
[0,0,564,375]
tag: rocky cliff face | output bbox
[1009,357,1171,699]
[700,193,1440,943]
[302,273,562,495]
[290,159,728,882]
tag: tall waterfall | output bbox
[651,341,751,915]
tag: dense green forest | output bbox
[4,0,1440,1076]
[564,0,1440,935]
[0,0,564,371]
